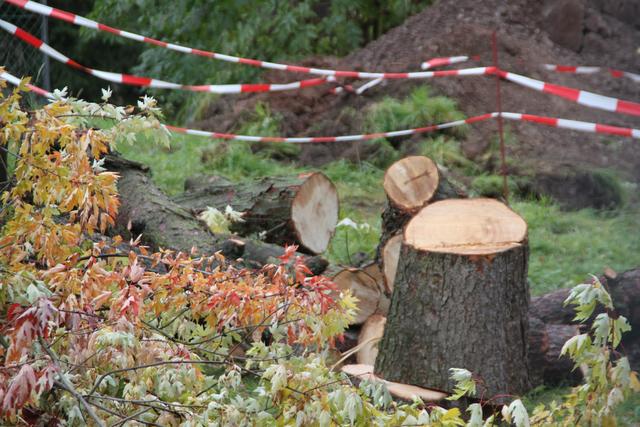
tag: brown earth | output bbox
[193,0,640,182]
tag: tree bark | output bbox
[375,199,530,401]
[104,155,328,274]
[174,172,339,254]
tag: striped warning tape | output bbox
[7,0,640,90]
[421,56,475,70]
[6,3,640,118]
[0,0,497,80]
[0,18,502,94]
[420,57,640,84]
[0,19,332,94]
[543,65,640,83]
[494,69,640,117]
[3,70,638,142]
[4,18,538,96]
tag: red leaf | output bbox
[2,364,36,414]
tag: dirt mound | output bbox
[194,0,640,181]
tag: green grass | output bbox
[513,198,640,295]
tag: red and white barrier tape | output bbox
[0,19,334,94]
[7,0,640,90]
[421,56,474,70]
[3,70,638,142]
[494,69,640,117]
[543,65,640,83]
[421,56,639,84]
[0,0,492,80]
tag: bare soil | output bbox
[194,0,640,182]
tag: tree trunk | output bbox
[375,199,530,401]
[104,155,328,274]
[376,156,464,291]
[174,172,339,254]
[527,316,582,387]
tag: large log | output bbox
[174,172,339,254]
[104,155,328,274]
[531,268,640,335]
[375,199,530,401]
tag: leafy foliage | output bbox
[85,0,431,118]
[1,77,637,425]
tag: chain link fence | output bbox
[0,0,50,90]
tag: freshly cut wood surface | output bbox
[381,234,403,293]
[291,172,339,254]
[383,156,439,211]
[356,314,387,365]
[341,364,447,402]
[333,268,382,325]
[405,198,527,255]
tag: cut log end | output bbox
[382,234,402,293]
[291,172,339,254]
[356,314,386,365]
[404,198,527,255]
[383,156,440,212]
[333,268,382,325]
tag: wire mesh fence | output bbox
[0,0,50,90]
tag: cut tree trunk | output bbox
[356,314,386,365]
[375,198,530,401]
[331,267,386,325]
[530,268,640,335]
[380,234,402,294]
[528,316,582,387]
[352,313,581,389]
[173,172,339,254]
[377,156,464,291]
[104,155,328,274]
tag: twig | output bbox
[38,337,106,427]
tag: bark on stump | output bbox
[375,198,531,400]
[174,172,339,254]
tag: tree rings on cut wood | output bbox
[404,198,527,255]
[383,156,440,212]
[175,172,339,254]
[331,267,389,325]
[375,198,531,401]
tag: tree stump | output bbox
[174,173,339,254]
[375,198,531,400]
[376,156,464,290]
